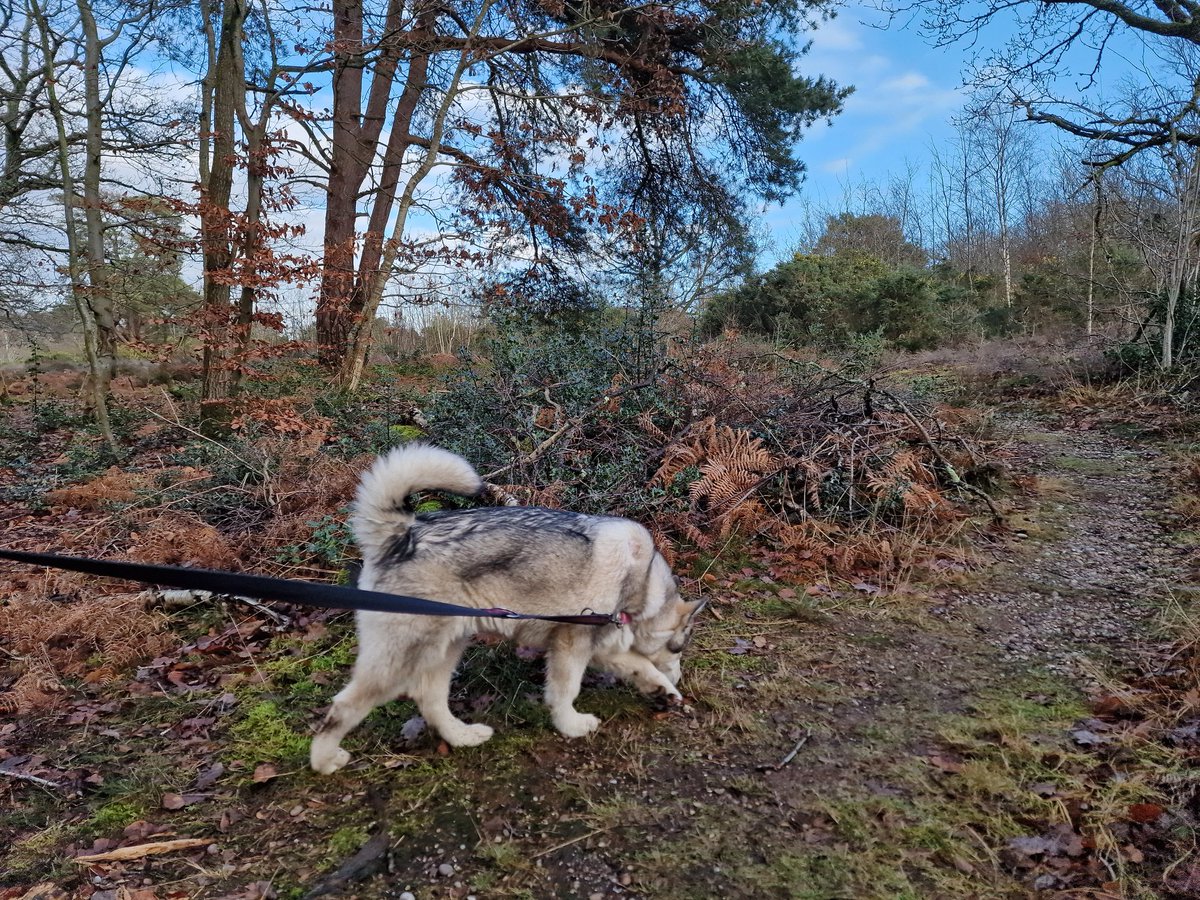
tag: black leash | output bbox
[0,549,620,627]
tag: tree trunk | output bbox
[199,0,247,407]
[316,0,409,370]
[336,0,488,391]
[77,0,117,427]
[1086,174,1101,338]
[229,120,264,397]
[31,0,116,449]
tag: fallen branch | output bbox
[151,589,291,626]
[74,838,211,864]
[480,481,521,507]
[876,384,1004,523]
[769,354,1005,522]
[304,787,392,898]
[0,768,61,791]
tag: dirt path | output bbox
[2,414,1195,900]
[948,416,1183,681]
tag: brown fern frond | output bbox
[637,409,670,444]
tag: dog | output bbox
[309,443,704,774]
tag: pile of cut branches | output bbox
[432,332,1006,583]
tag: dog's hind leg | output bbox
[545,630,601,739]
[410,637,495,747]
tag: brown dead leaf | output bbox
[74,838,211,863]
[1128,802,1164,823]
[161,792,206,809]
[1123,844,1145,864]
[927,753,964,774]
[194,762,225,790]
[251,763,279,783]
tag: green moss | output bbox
[4,822,76,881]
[389,424,426,443]
[326,825,370,862]
[229,700,310,763]
[87,800,144,831]
[1052,454,1126,475]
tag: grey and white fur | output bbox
[309,443,704,774]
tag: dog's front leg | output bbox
[594,650,683,702]
[545,631,601,739]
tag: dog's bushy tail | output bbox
[352,443,483,560]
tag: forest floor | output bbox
[2,394,1199,900]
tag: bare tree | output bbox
[22,0,193,440]
[196,0,248,406]
[1107,141,1200,367]
[0,6,69,212]
[956,100,1039,307]
[29,0,117,446]
[882,1,1200,166]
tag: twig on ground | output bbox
[151,589,291,626]
[532,827,611,859]
[74,838,211,864]
[757,730,811,772]
[0,768,61,791]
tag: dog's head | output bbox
[630,554,706,686]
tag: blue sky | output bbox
[764,8,966,255]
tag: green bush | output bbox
[703,252,973,351]
[427,300,680,516]
[1107,286,1200,374]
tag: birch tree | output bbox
[22,0,190,440]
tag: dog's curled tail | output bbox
[352,443,483,559]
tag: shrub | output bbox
[703,253,975,351]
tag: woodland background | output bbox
[2,1,1200,898]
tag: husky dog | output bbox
[310,444,704,774]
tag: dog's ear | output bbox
[682,597,708,621]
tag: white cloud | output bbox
[806,17,864,53]
[821,157,852,175]
[881,72,931,92]
[797,15,965,179]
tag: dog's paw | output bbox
[646,687,685,712]
[554,712,601,739]
[444,722,494,747]
[310,746,351,775]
